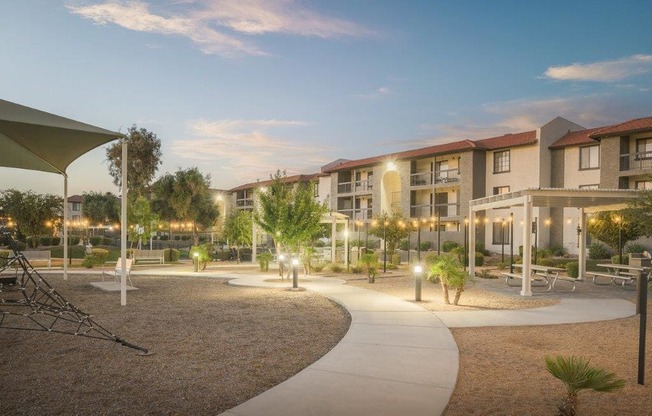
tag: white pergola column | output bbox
[578,208,586,281]
[63,174,68,280]
[120,138,128,306]
[521,195,532,296]
[344,220,349,267]
[331,214,336,263]
[468,207,476,278]
[251,222,257,264]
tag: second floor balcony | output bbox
[337,208,373,220]
[410,203,460,219]
[620,151,652,171]
[338,179,373,194]
[236,198,254,208]
[410,168,460,186]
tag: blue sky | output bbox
[2,0,651,195]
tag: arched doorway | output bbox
[381,170,401,214]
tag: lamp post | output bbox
[355,220,362,262]
[383,219,388,273]
[576,224,582,249]
[416,219,423,262]
[463,217,468,271]
[436,206,441,255]
[509,213,514,273]
[532,217,538,265]
[414,264,423,301]
[615,214,623,264]
[501,218,506,263]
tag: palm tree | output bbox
[545,355,626,416]
[427,255,470,305]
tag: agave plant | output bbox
[545,355,626,416]
[427,254,470,305]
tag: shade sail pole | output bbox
[63,174,68,280]
[121,138,127,306]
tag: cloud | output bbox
[171,118,334,185]
[544,54,652,82]
[67,0,373,57]
[356,86,391,99]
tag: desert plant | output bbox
[474,251,484,266]
[625,242,647,254]
[360,253,379,283]
[312,262,325,273]
[391,253,401,266]
[476,269,498,279]
[257,251,273,272]
[350,264,364,273]
[419,241,431,251]
[588,242,611,260]
[424,252,440,266]
[427,255,471,305]
[566,261,579,278]
[329,263,344,273]
[90,248,109,264]
[496,261,507,271]
[545,355,625,416]
[441,240,458,252]
[611,254,629,265]
[164,248,180,262]
[190,244,212,270]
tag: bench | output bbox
[588,272,635,288]
[132,249,165,264]
[22,250,52,268]
[501,272,551,290]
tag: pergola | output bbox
[0,99,130,304]
[468,188,639,296]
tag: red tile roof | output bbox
[67,194,83,203]
[589,116,652,139]
[549,127,603,149]
[322,131,538,173]
[229,173,319,192]
[474,130,538,150]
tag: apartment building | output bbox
[227,115,652,257]
[67,194,84,221]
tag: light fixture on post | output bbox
[413,264,423,301]
[500,218,506,264]
[383,219,388,273]
[509,213,514,273]
[291,258,299,289]
[614,214,624,264]
[532,217,538,265]
[576,224,582,249]
[193,252,199,272]
[463,217,469,271]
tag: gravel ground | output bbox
[0,273,350,416]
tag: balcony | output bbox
[410,168,460,187]
[337,182,352,193]
[410,172,432,186]
[354,179,373,192]
[236,199,253,208]
[337,208,373,220]
[410,203,460,219]
[620,151,652,171]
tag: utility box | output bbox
[629,253,651,268]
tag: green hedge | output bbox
[164,248,180,262]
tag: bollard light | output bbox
[413,264,423,301]
[291,258,299,289]
[193,252,199,272]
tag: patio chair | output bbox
[102,259,133,286]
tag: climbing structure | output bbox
[0,231,149,355]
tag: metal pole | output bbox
[637,268,647,385]
[417,222,422,262]
[292,258,299,289]
[383,221,387,273]
[619,220,623,264]
[501,219,505,263]
[510,213,514,273]
[533,217,538,265]
[437,208,441,255]
[463,218,468,271]
[120,138,128,306]
[407,226,411,264]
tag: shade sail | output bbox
[0,99,122,174]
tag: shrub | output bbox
[67,236,80,246]
[359,253,379,283]
[550,244,567,257]
[329,263,344,273]
[91,248,109,264]
[313,239,326,247]
[174,235,181,241]
[351,265,364,273]
[496,261,507,271]
[588,242,610,260]
[477,269,498,279]
[160,235,170,241]
[536,258,554,267]
[566,261,579,278]
[625,243,647,254]
[399,239,410,251]
[82,250,107,268]
[537,249,552,259]
[164,248,180,262]
[103,237,114,245]
[25,236,39,248]
[12,240,27,251]
[90,236,103,246]
[39,236,53,246]
[312,262,325,272]
[475,242,485,254]
[391,253,401,266]
[442,241,458,253]
[419,241,431,251]
[0,249,10,267]
[190,244,212,270]
[387,262,398,270]
[52,237,61,246]
[474,251,484,266]
[257,251,273,272]
[424,252,440,266]
[611,254,629,265]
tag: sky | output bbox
[1,0,652,196]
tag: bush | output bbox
[588,242,611,260]
[90,236,103,246]
[442,241,458,253]
[25,236,39,248]
[164,248,180,262]
[91,248,109,264]
[257,251,273,272]
[424,252,440,266]
[611,254,629,265]
[477,269,498,279]
[313,240,326,248]
[52,237,61,246]
[39,236,53,246]
[566,261,579,278]
[174,235,181,241]
[536,258,554,267]
[181,235,191,241]
[312,262,325,272]
[351,265,364,273]
[0,249,10,267]
[391,253,401,266]
[419,241,431,251]
[496,261,507,271]
[399,239,410,251]
[476,242,490,255]
[550,244,567,257]
[625,243,647,254]
[329,263,344,273]
[67,236,81,246]
[12,240,27,251]
[160,234,170,241]
[474,251,484,266]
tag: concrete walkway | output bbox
[222,274,458,416]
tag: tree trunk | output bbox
[453,287,464,305]
[441,281,450,304]
[557,392,578,416]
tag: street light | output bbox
[500,218,506,263]
[614,214,624,264]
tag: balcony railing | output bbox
[410,203,460,219]
[620,151,652,171]
[337,208,373,220]
[410,168,460,186]
[354,179,373,192]
[337,182,352,193]
[236,199,253,207]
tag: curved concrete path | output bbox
[222,274,458,416]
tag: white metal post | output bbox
[578,208,586,281]
[63,174,68,280]
[521,195,532,296]
[468,208,476,278]
[120,139,128,306]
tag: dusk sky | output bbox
[2,0,651,196]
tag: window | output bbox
[493,186,510,195]
[72,202,81,211]
[493,150,510,173]
[635,181,652,190]
[492,221,510,245]
[636,138,652,159]
[579,145,600,169]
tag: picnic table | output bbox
[590,263,650,289]
[502,264,576,292]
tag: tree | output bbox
[369,211,409,256]
[0,189,62,248]
[223,210,252,263]
[255,170,327,255]
[82,191,120,225]
[128,195,158,249]
[427,254,470,305]
[106,125,162,197]
[585,210,643,253]
[627,187,652,237]
[151,167,219,245]
[545,355,625,416]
